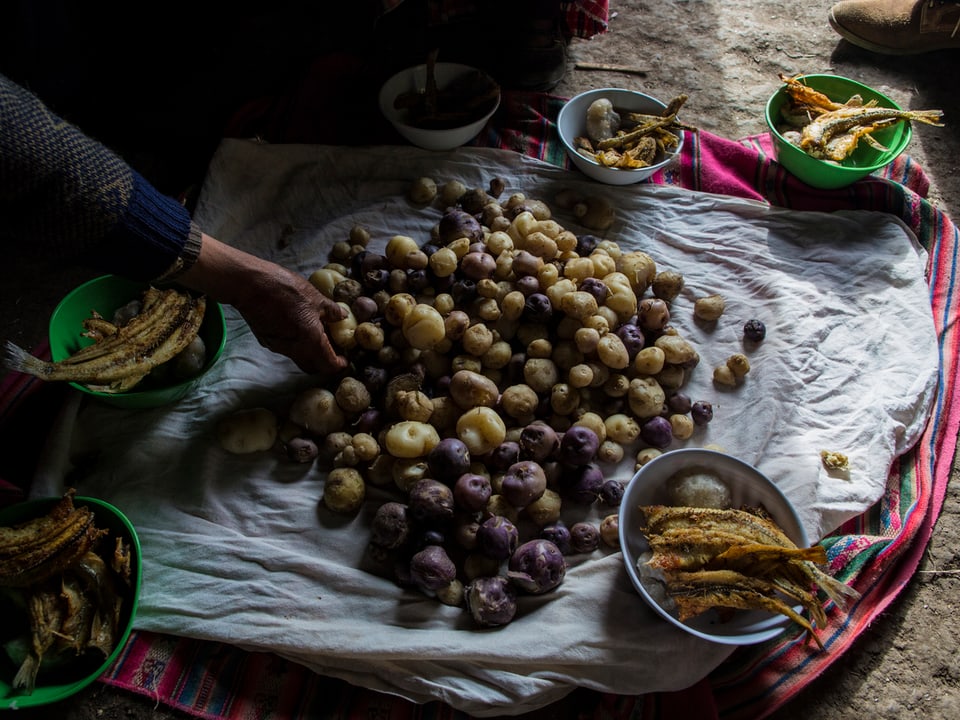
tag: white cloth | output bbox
[46,140,939,715]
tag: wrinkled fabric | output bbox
[45,141,938,716]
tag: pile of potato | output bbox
[217,176,754,625]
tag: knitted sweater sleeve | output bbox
[0,73,201,281]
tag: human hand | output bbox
[178,234,349,374]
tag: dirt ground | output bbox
[3,1,960,718]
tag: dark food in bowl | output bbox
[393,55,500,131]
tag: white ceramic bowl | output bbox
[378,63,501,151]
[557,88,684,185]
[618,448,808,645]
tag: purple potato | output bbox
[438,208,484,244]
[540,523,572,554]
[599,479,626,506]
[500,460,548,508]
[522,293,553,323]
[691,401,714,426]
[519,421,560,463]
[570,522,601,553]
[464,575,517,627]
[370,501,410,550]
[614,323,645,360]
[453,472,493,513]
[476,515,519,561]
[638,297,671,331]
[641,415,674,449]
[487,441,521,471]
[559,425,600,466]
[507,539,566,594]
[563,463,604,504]
[409,545,457,592]
[427,437,472,483]
[578,276,609,304]
[407,478,455,524]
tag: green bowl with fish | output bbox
[0,493,142,709]
[46,274,227,410]
[765,74,922,189]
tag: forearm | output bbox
[0,73,195,281]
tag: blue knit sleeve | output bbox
[0,73,198,281]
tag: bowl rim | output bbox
[0,495,142,708]
[47,274,227,404]
[617,448,808,645]
[764,73,911,175]
[557,87,684,174]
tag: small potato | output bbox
[335,377,371,414]
[600,514,620,548]
[633,346,666,375]
[618,251,657,295]
[395,390,434,422]
[635,447,663,468]
[560,290,598,321]
[652,270,684,301]
[384,293,417,326]
[384,420,441,458]
[308,267,346,298]
[523,358,559,394]
[289,387,347,435]
[605,413,641,444]
[568,363,594,388]
[449,369,500,409]
[354,321,385,351]
[501,383,540,420]
[440,179,467,206]
[217,407,278,454]
[628,377,665,419]
[351,432,380,462]
[524,488,562,526]
[727,352,751,378]
[402,303,446,350]
[597,439,624,464]
[596,333,630,370]
[668,413,695,440]
[386,234,425,269]
[322,467,366,514]
[456,407,507,456]
[654,334,699,366]
[462,323,495,356]
[713,363,739,386]
[408,177,437,204]
[602,272,638,320]
[694,293,726,321]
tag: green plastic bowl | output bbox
[48,275,227,409]
[765,74,911,189]
[0,495,142,709]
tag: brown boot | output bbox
[829,0,960,54]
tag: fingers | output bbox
[315,293,347,322]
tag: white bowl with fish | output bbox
[618,448,858,646]
[557,88,685,185]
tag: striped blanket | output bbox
[1,91,956,719]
